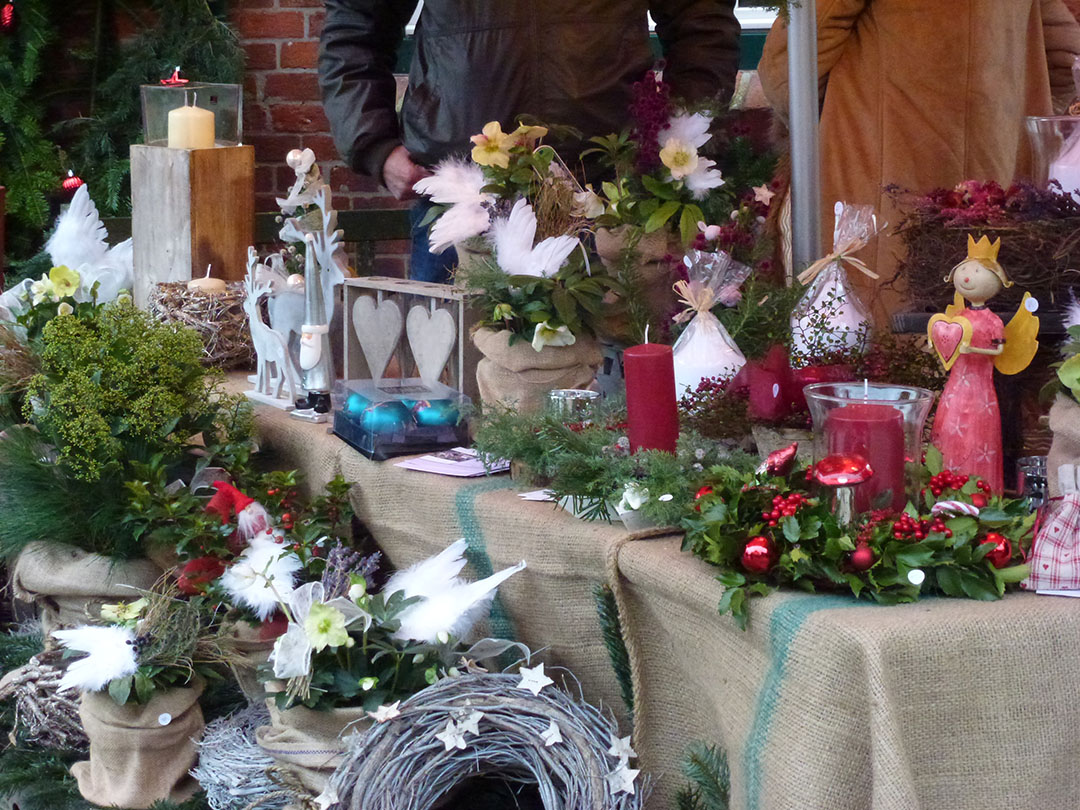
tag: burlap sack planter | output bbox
[1048,394,1080,497]
[223,619,280,703]
[72,678,204,809]
[256,699,372,795]
[594,225,683,344]
[11,542,162,637]
[472,327,603,413]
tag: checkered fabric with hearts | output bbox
[1023,494,1080,590]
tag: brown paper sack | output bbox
[472,327,602,413]
[72,679,204,809]
[11,543,162,637]
[594,225,683,344]
[1048,394,1080,497]
[256,700,371,795]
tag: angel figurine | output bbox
[927,235,1039,492]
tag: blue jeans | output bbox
[409,200,458,284]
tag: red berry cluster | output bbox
[891,513,952,540]
[761,492,808,527]
[267,486,299,531]
[926,470,970,496]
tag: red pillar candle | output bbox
[624,342,679,453]
[824,403,905,511]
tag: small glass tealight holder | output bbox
[140,83,242,148]
[548,389,602,423]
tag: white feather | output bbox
[1065,291,1080,330]
[45,185,109,270]
[491,199,577,278]
[428,203,491,254]
[661,112,713,150]
[53,625,138,692]
[219,534,302,620]
[392,561,527,643]
[413,159,491,206]
[684,157,725,199]
[384,538,469,600]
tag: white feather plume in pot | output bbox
[44,184,133,303]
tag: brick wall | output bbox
[229,0,411,277]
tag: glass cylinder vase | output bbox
[1024,115,1080,199]
[805,382,934,514]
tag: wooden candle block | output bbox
[130,143,254,307]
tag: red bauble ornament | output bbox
[850,544,875,571]
[61,170,84,193]
[741,535,775,574]
[1,3,14,33]
[757,441,799,478]
[981,532,1012,569]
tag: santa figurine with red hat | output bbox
[205,480,273,541]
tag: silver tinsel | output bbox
[192,703,287,810]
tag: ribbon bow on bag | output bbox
[673,279,717,324]
[796,202,885,286]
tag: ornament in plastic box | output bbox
[790,202,882,358]
[671,249,751,395]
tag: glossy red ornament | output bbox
[981,532,1012,569]
[741,535,775,574]
[61,170,84,193]
[693,484,714,512]
[971,492,988,508]
[1,3,14,32]
[812,454,874,488]
[850,544,875,571]
[757,441,799,477]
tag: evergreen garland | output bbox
[675,743,731,810]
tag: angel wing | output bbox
[995,292,1040,375]
[491,199,576,278]
[45,185,109,270]
[944,290,965,318]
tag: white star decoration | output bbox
[367,701,402,723]
[607,733,637,763]
[540,719,563,747]
[458,710,484,736]
[435,719,468,751]
[752,184,775,206]
[517,663,554,696]
[605,763,640,795]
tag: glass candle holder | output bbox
[805,382,934,513]
[140,83,242,147]
[548,389,601,422]
[1025,116,1080,199]
[1016,455,1048,510]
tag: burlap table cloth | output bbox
[240,375,1080,810]
[615,537,1080,810]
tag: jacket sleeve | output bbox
[1041,0,1080,112]
[650,0,742,103]
[756,0,867,121]
[318,0,418,181]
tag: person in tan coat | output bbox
[758,0,1080,322]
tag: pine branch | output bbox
[680,742,731,810]
[593,583,634,718]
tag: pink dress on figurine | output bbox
[931,306,1004,492]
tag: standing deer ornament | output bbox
[243,247,301,408]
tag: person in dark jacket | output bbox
[319,0,741,281]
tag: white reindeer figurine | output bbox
[243,247,301,408]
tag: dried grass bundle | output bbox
[148,281,253,369]
[0,323,39,395]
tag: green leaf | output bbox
[644,200,680,233]
[641,174,678,200]
[679,205,698,246]
[108,675,132,705]
[924,445,944,475]
[781,515,801,544]
[133,671,154,704]
[934,566,965,597]
[716,570,746,588]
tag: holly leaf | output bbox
[108,675,133,706]
[781,515,801,544]
[924,445,944,475]
[716,570,746,588]
[934,566,965,597]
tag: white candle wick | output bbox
[204,264,212,279]
[644,324,650,344]
[863,378,869,401]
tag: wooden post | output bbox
[0,186,5,292]
[788,2,822,269]
[130,144,254,307]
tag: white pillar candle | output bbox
[168,103,215,149]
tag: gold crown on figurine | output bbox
[967,234,1000,262]
[946,234,1012,287]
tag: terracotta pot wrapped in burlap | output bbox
[11,543,162,637]
[472,327,603,413]
[72,679,204,809]
[1048,394,1080,497]
[594,225,683,344]
[255,700,372,795]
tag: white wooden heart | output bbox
[352,296,402,380]
[406,305,456,384]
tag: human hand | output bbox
[382,145,430,200]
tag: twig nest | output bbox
[148,281,253,369]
